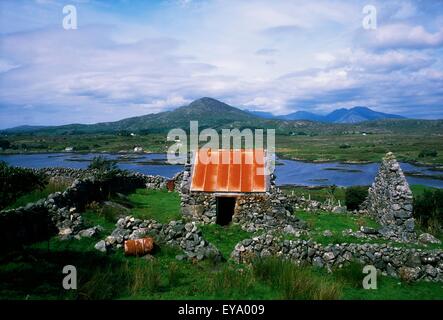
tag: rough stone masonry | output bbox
[362,152,416,241]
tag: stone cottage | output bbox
[179,148,305,233]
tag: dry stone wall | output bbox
[0,170,170,251]
[231,233,443,282]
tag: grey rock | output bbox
[94,240,107,253]
[418,233,441,244]
[77,227,98,238]
[323,251,335,261]
[312,257,324,268]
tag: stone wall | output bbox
[96,216,222,261]
[34,167,169,189]
[0,170,171,251]
[361,152,415,241]
[231,233,443,282]
[233,193,306,233]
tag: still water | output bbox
[1,153,442,188]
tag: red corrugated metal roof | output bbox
[190,149,267,193]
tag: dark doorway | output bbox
[216,197,236,225]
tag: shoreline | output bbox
[2,150,443,169]
[275,153,443,168]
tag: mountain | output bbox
[3,98,431,136]
[3,98,257,135]
[1,125,48,133]
[248,106,405,123]
[325,106,405,123]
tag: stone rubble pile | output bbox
[95,216,222,261]
[231,233,443,282]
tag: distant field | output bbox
[1,131,442,169]
[276,134,443,165]
[0,133,168,154]
[1,132,442,165]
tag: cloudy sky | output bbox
[0,0,443,128]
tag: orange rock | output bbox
[124,237,154,256]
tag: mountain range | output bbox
[2,97,441,136]
[247,106,405,123]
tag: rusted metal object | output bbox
[190,149,267,193]
[166,179,175,192]
[124,237,154,256]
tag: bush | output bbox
[0,139,11,150]
[0,161,47,210]
[339,144,351,149]
[418,149,438,158]
[413,189,443,234]
[88,156,123,181]
[345,186,368,211]
[88,156,118,171]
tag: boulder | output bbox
[418,233,441,244]
[94,240,107,253]
[399,266,421,282]
[76,227,99,238]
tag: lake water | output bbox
[1,153,442,188]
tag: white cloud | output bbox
[365,24,443,49]
[0,0,443,127]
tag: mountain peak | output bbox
[249,105,406,123]
[189,97,222,106]
[186,97,236,111]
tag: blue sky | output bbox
[0,0,443,128]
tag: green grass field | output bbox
[128,189,182,223]
[1,188,442,300]
[276,134,443,165]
